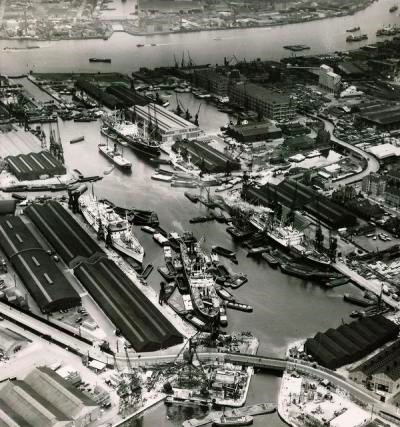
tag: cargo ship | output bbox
[180,241,220,321]
[98,142,132,170]
[102,114,161,157]
[78,193,144,265]
[89,58,111,63]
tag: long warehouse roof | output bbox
[74,257,183,352]
[0,215,81,313]
[25,201,104,266]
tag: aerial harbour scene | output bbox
[3,0,400,426]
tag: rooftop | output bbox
[232,82,292,104]
[132,103,200,133]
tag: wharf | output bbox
[182,403,276,426]
[334,261,399,310]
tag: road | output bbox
[321,118,380,187]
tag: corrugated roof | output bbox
[74,257,183,352]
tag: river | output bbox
[8,2,397,424]
[1,0,399,76]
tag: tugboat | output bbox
[78,193,144,265]
[346,26,360,32]
[180,241,220,321]
[98,142,132,170]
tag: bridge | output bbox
[2,302,400,421]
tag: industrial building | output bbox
[318,64,341,92]
[130,103,203,143]
[74,257,183,352]
[25,201,104,267]
[226,121,282,142]
[5,151,66,181]
[243,179,357,229]
[349,340,400,393]
[304,315,398,369]
[173,139,241,174]
[0,367,99,427]
[229,82,296,121]
[0,215,81,313]
[385,168,400,207]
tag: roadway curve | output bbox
[321,117,380,187]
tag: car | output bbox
[53,255,60,262]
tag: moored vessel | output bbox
[98,142,132,170]
[78,193,144,265]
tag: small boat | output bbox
[343,294,375,307]
[216,287,235,302]
[212,246,237,261]
[247,246,269,256]
[184,313,209,331]
[142,264,154,279]
[261,252,279,267]
[157,266,176,281]
[184,192,199,203]
[89,58,111,63]
[12,193,27,201]
[151,173,172,182]
[346,26,360,32]
[228,273,248,289]
[141,225,156,234]
[136,43,145,47]
[324,276,349,288]
[350,310,364,318]
[153,233,169,246]
[219,305,228,327]
[226,226,253,241]
[104,166,114,175]
[70,136,84,144]
[390,5,398,12]
[213,415,253,426]
[226,301,253,313]
[190,215,214,224]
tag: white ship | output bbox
[78,193,144,265]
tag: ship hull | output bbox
[98,146,132,170]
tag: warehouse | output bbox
[173,139,241,174]
[25,201,104,266]
[0,367,99,427]
[0,215,81,313]
[349,340,400,393]
[130,103,202,143]
[5,150,66,181]
[304,315,398,369]
[227,121,282,142]
[242,179,357,229]
[356,105,400,130]
[229,82,296,121]
[74,257,183,352]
